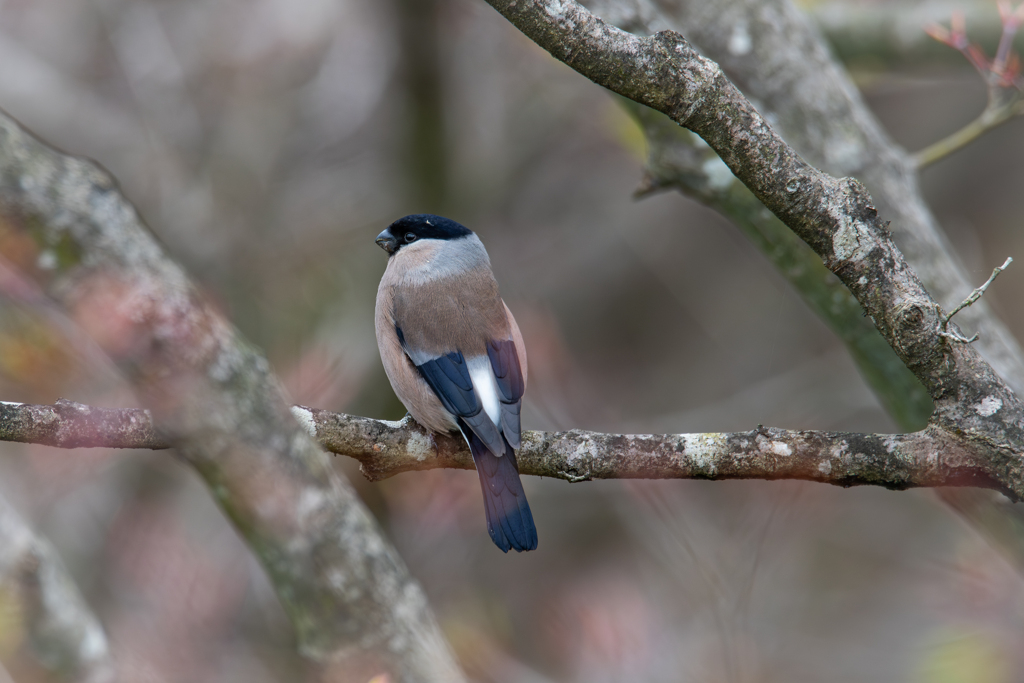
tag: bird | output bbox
[374,214,538,552]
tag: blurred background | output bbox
[0,0,1023,680]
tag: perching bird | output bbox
[374,214,537,552]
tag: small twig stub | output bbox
[938,256,1013,342]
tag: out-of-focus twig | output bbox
[0,111,464,682]
[812,0,1007,68]
[916,2,1024,168]
[0,496,114,683]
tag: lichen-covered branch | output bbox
[1,401,1020,499]
[626,103,933,431]
[480,0,1024,495]
[625,0,1024,398]
[593,0,1024,563]
[0,399,164,449]
[0,112,464,682]
[0,496,114,683]
[302,410,1007,495]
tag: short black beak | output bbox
[375,229,398,255]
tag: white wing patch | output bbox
[467,355,501,426]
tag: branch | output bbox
[0,496,114,683]
[623,0,1024,399]
[814,0,1008,68]
[473,0,1024,493]
[939,256,1014,342]
[0,399,165,449]
[593,0,1024,568]
[1,400,1019,498]
[0,112,464,682]
[915,3,1024,168]
[625,105,933,431]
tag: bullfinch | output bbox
[374,214,538,552]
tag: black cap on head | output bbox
[376,214,473,255]
[390,214,472,241]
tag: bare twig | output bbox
[947,256,1015,322]
[938,256,1014,342]
[0,496,114,683]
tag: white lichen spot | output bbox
[406,430,433,461]
[37,250,57,270]
[290,406,317,436]
[818,460,832,475]
[683,433,723,475]
[728,20,752,56]
[858,276,868,285]
[770,441,792,456]
[831,440,849,460]
[883,436,899,454]
[832,214,872,262]
[545,0,576,30]
[702,156,736,191]
[567,437,596,465]
[974,396,1003,417]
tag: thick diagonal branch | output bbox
[0,112,463,682]
[598,0,1024,567]
[481,0,1024,497]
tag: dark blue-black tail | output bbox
[462,424,538,552]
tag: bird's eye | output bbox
[405,233,417,243]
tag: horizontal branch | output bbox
[0,400,1008,496]
[0,399,164,449]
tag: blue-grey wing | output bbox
[407,342,504,457]
[487,339,524,448]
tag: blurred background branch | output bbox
[914,1,1024,167]
[0,496,113,683]
[0,111,464,682]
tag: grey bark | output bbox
[587,0,1024,557]
[0,112,465,682]
[469,0,1024,499]
[2,401,1021,501]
